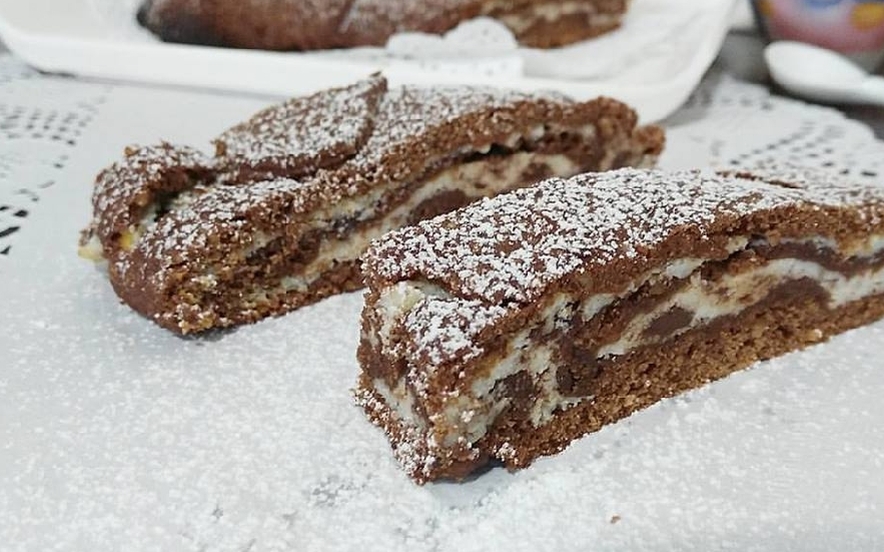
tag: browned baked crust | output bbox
[80,75,664,334]
[79,143,216,263]
[355,167,884,483]
[137,0,629,50]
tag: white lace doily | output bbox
[2,54,884,551]
[0,57,111,262]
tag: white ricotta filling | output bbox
[91,124,596,266]
[598,257,884,357]
[77,231,104,261]
[271,150,581,295]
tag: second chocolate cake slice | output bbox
[80,75,663,333]
[356,167,884,483]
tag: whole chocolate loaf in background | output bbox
[79,75,663,334]
[136,0,630,50]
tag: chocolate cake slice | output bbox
[137,0,629,51]
[80,76,663,333]
[356,167,884,483]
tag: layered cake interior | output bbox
[80,75,663,333]
[356,167,884,483]
[137,0,630,51]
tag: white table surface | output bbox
[2,19,884,552]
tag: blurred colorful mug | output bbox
[751,0,884,70]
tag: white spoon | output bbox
[764,41,884,106]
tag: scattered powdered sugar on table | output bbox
[4,247,884,551]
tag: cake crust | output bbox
[356,167,884,483]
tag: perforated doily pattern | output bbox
[0,56,110,259]
[1,55,883,262]
[663,71,884,182]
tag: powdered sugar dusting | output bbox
[214,75,385,176]
[404,297,509,378]
[128,179,311,287]
[89,142,212,251]
[354,385,442,481]
[365,168,884,305]
[335,82,572,182]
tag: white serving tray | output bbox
[0,0,737,122]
